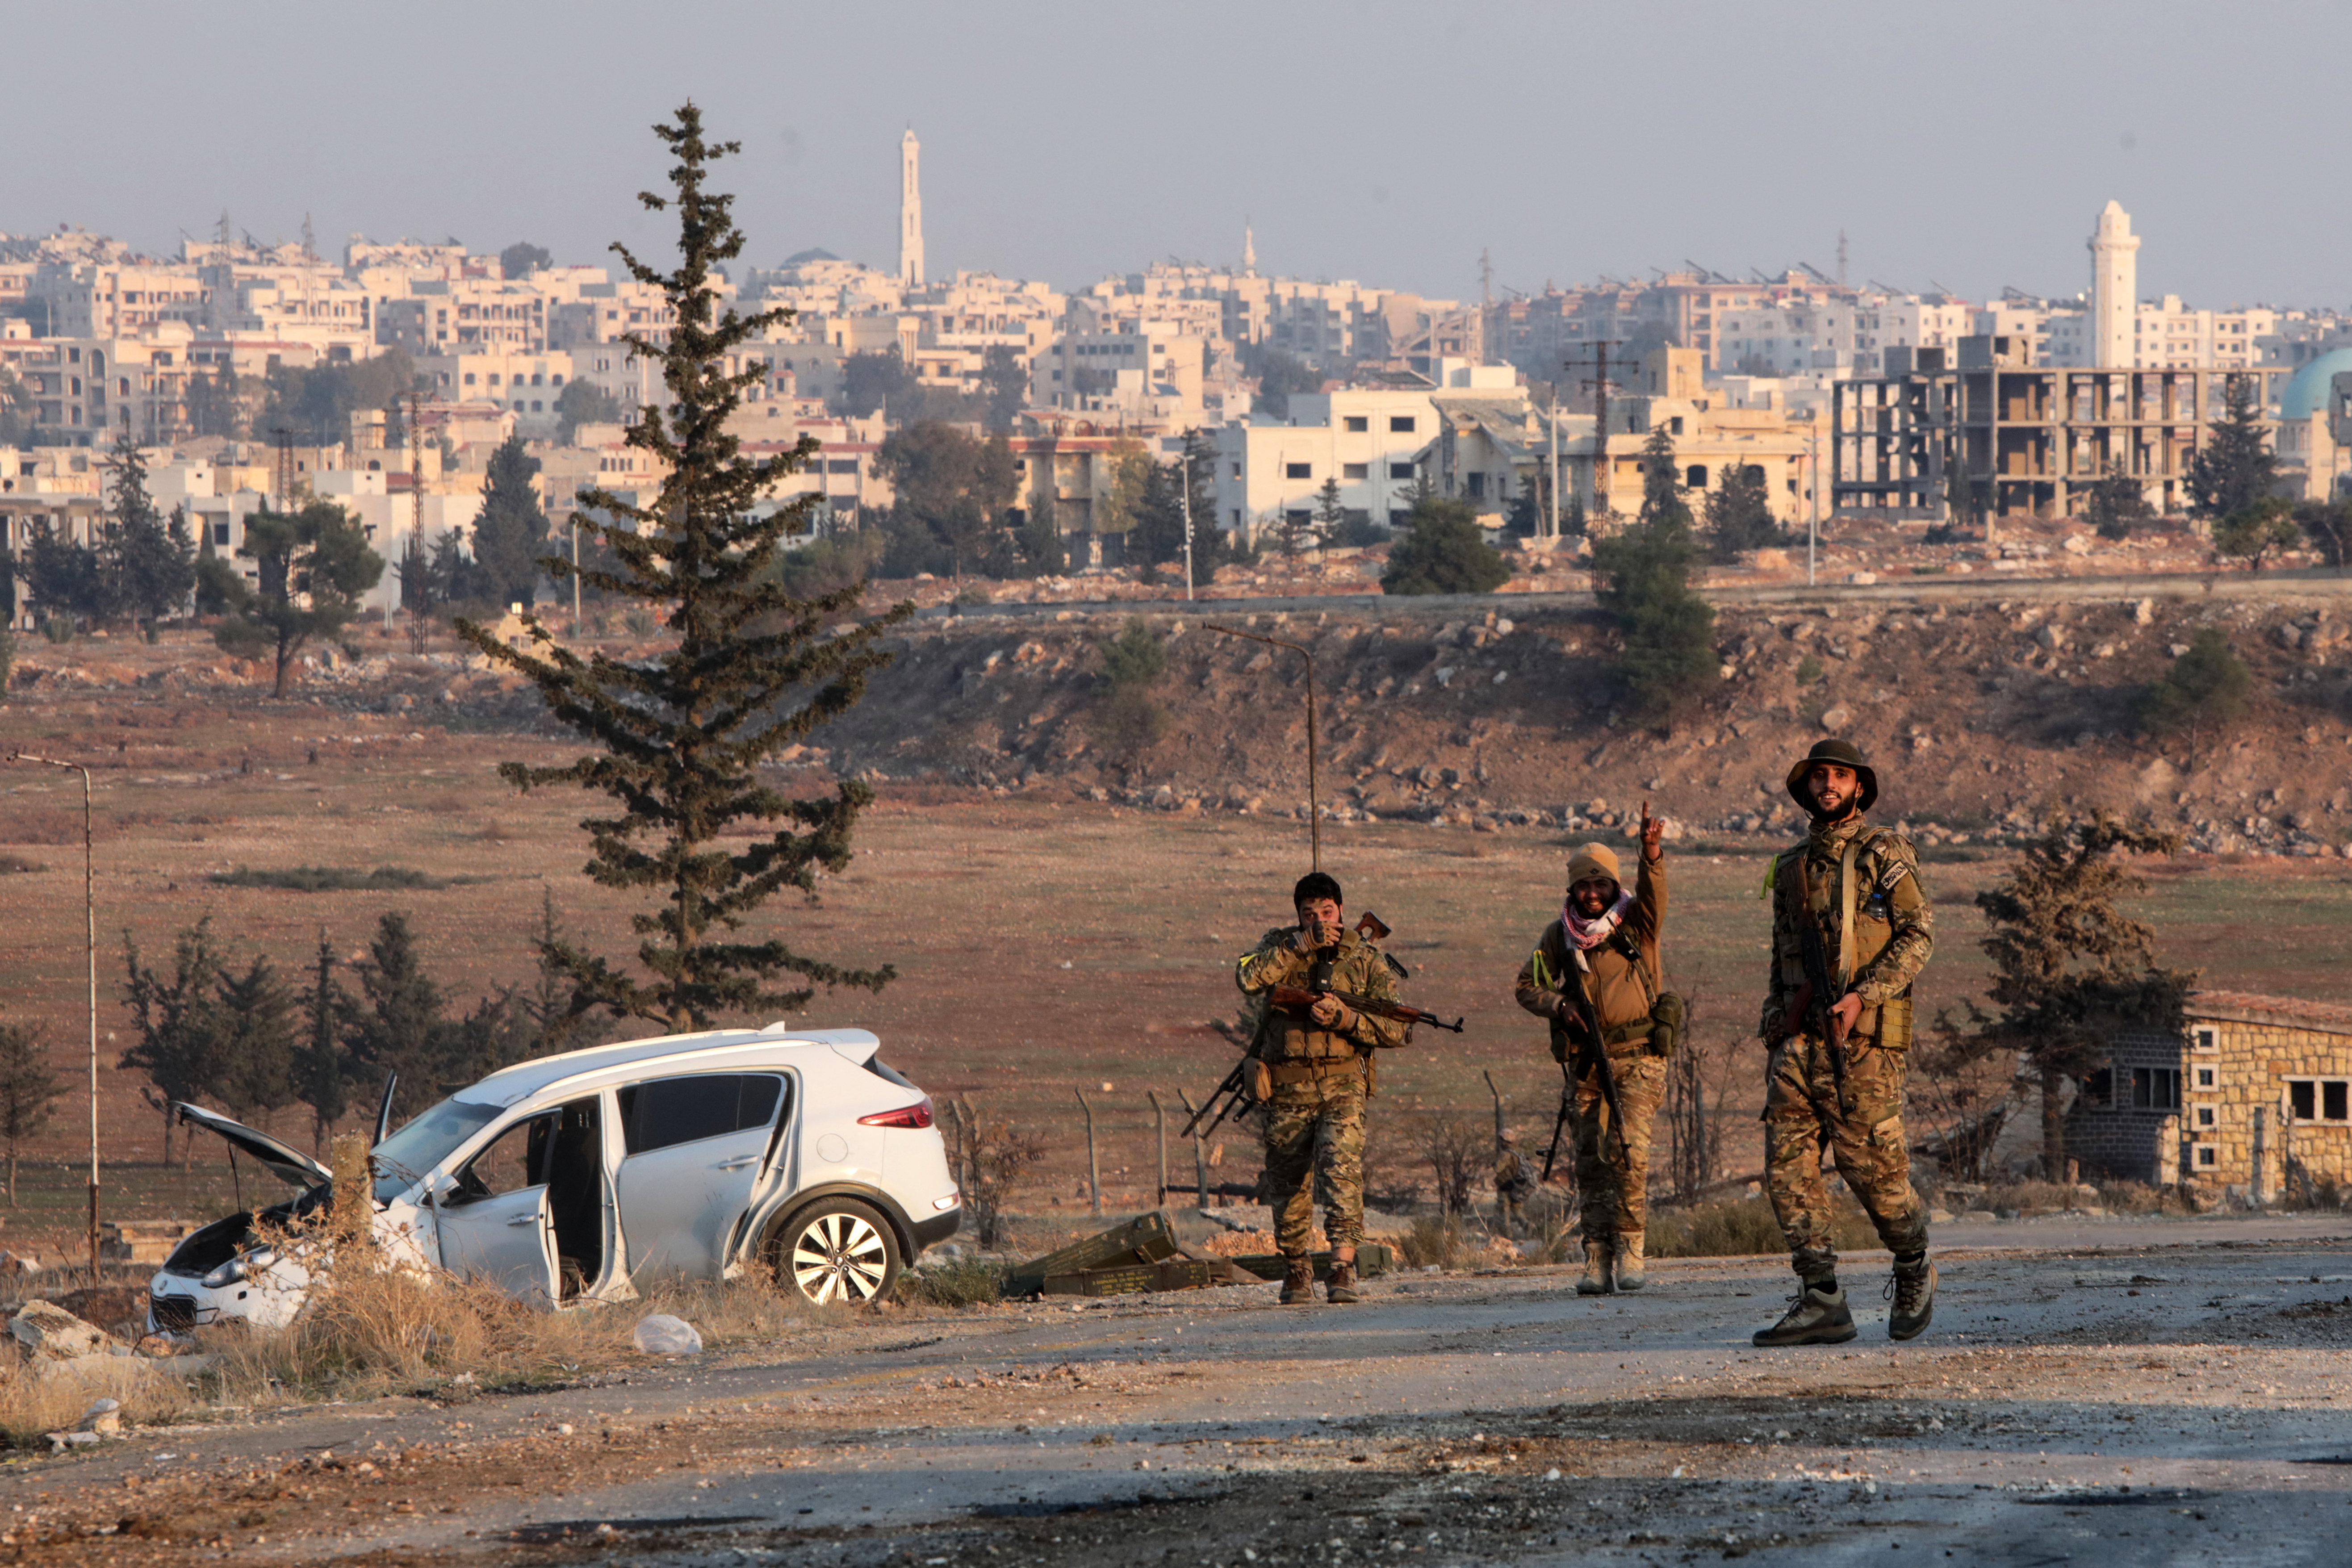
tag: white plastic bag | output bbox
[632,1314,703,1356]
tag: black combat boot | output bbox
[1752,1279,1856,1347]
[1887,1253,1937,1341]
[1279,1256,1317,1305]
[1325,1257,1360,1305]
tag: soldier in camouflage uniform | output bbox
[1753,738,1938,1347]
[1492,1132,1537,1238]
[1235,871,1410,1305]
[1513,807,1668,1294]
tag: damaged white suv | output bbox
[149,1026,960,1333]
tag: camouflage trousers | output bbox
[1260,1078,1367,1256]
[1763,1034,1929,1282]
[1570,1052,1667,1244]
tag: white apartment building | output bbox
[1032,324,1205,417]
[1210,384,1444,537]
[416,350,578,429]
[2042,296,2277,370]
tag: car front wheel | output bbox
[771,1198,900,1305]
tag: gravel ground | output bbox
[7,1213,2351,1565]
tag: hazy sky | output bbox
[19,1,2352,311]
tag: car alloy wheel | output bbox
[780,1200,899,1305]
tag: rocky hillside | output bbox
[811,589,2352,857]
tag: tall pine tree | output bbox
[472,434,552,608]
[99,436,196,626]
[1594,422,1716,717]
[2185,374,2278,521]
[456,103,907,1032]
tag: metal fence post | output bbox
[1179,1087,1209,1212]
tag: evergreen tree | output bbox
[1702,461,1781,560]
[1380,493,1510,595]
[22,520,99,629]
[297,932,354,1153]
[2185,375,2278,521]
[427,529,480,605]
[2084,456,2152,540]
[396,524,434,615]
[212,500,385,696]
[520,888,587,1059]
[456,103,907,1033]
[0,1020,61,1206]
[2210,496,2298,570]
[98,438,196,625]
[471,434,552,608]
[2131,627,2252,748]
[348,911,455,1121]
[213,954,299,1124]
[554,378,621,444]
[1635,423,1692,532]
[1969,814,2194,1178]
[1594,423,1716,717]
[194,521,240,615]
[120,917,233,1167]
[1313,476,1346,540]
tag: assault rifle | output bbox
[1543,964,1618,1171]
[1180,911,1456,1139]
[1787,852,1851,1112]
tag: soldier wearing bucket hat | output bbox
[1752,738,1938,1347]
[1513,803,1671,1294]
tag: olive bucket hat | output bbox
[1784,737,1878,815]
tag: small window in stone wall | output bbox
[2194,1104,2218,1129]
[2285,1079,2352,1123]
[2194,1065,2217,1091]
[2191,1026,2219,1053]
[2196,1145,2218,1168]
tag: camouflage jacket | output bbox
[1513,851,1666,1054]
[1235,927,1410,1064]
[1758,815,1933,1048]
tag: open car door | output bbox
[431,1110,559,1304]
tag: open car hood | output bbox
[175,1103,333,1193]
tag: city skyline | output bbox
[8,1,2352,311]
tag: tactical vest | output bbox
[1776,827,1916,1051]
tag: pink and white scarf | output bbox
[1562,888,1635,951]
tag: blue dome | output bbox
[2280,349,2352,422]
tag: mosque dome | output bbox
[2280,349,2352,422]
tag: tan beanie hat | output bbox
[1567,842,1621,887]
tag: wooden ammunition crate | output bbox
[1225,1243,1393,1281]
[1040,1259,1216,1297]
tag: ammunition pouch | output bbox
[1247,1059,1274,1101]
[1265,1058,1361,1088]
[1645,991,1688,1058]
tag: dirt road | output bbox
[9,1214,2351,1565]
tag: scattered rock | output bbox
[77,1397,122,1435]
[8,1300,119,1362]
[632,1314,703,1356]
[1818,705,1852,732]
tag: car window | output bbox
[448,1113,554,1204]
[617,1074,785,1156]
[372,1096,503,1201]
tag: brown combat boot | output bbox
[1325,1258,1360,1305]
[1575,1238,1615,1296]
[1278,1257,1317,1305]
[1752,1280,1856,1347]
[1614,1232,1648,1292]
[1887,1254,1937,1342]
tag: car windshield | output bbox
[371,1097,503,1202]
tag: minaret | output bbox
[2088,200,2139,368]
[898,128,925,289]
[1242,221,1256,276]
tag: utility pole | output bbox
[1561,341,1624,525]
[271,426,296,506]
[1207,625,1318,868]
[1547,393,1560,543]
[1808,426,1821,586]
[10,753,97,1284]
[1179,446,1195,601]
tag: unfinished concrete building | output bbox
[1831,335,2282,520]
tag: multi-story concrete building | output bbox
[1209,379,1457,539]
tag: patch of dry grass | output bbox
[1645,1193,1878,1258]
[0,1356,195,1451]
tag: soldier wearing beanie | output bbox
[1235,870,1410,1305]
[1752,738,1938,1347]
[1513,804,1668,1294]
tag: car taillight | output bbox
[858,1100,933,1129]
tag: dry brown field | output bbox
[1,651,2348,1258]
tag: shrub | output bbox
[209,865,451,892]
[1394,1215,1472,1269]
[42,615,73,645]
[1381,496,1509,596]
[2131,627,2250,739]
[1795,654,1824,686]
[1644,1193,1875,1258]
[897,1255,1006,1307]
[1098,617,1167,686]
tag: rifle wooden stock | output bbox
[1266,984,1465,1033]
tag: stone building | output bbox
[2071,991,2352,1201]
